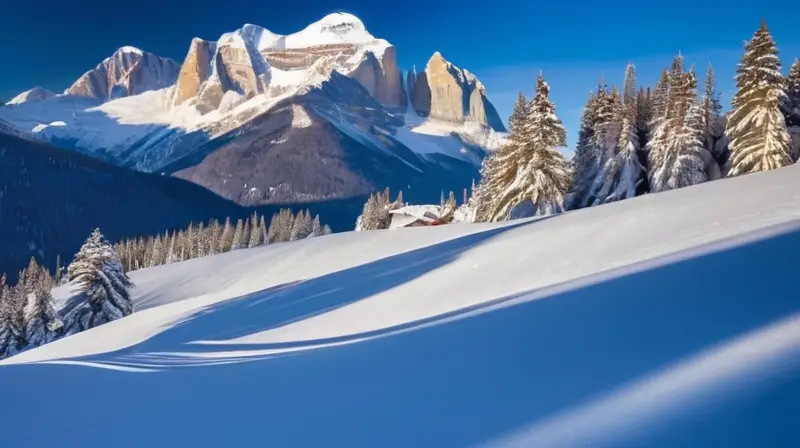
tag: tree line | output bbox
[0,229,131,358]
[471,20,799,222]
[110,209,332,274]
[1,208,334,359]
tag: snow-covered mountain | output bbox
[2,163,799,447]
[65,46,181,100]
[0,13,506,206]
[5,86,56,105]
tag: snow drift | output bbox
[1,165,799,447]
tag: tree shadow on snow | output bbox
[63,218,543,365]
[1,220,799,448]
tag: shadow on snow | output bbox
[0,219,799,447]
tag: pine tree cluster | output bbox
[355,188,404,230]
[468,20,797,222]
[115,209,331,272]
[0,228,134,358]
[475,73,572,222]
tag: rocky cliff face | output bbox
[66,47,180,101]
[174,38,216,106]
[348,45,406,109]
[409,52,505,131]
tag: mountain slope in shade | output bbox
[1,164,798,447]
[0,129,362,281]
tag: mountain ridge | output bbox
[0,12,506,207]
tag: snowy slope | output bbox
[5,86,56,105]
[2,166,799,446]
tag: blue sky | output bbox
[1,0,797,151]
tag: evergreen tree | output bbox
[783,58,800,161]
[185,223,195,259]
[62,228,134,335]
[23,258,60,349]
[0,274,18,357]
[310,215,322,237]
[784,58,800,127]
[622,63,637,106]
[508,91,532,133]
[248,212,263,248]
[207,220,221,255]
[593,85,644,204]
[241,218,252,249]
[322,224,333,235]
[478,72,572,220]
[290,211,307,241]
[231,219,244,250]
[260,216,269,243]
[725,20,793,176]
[650,59,708,191]
[218,217,234,253]
[166,231,178,264]
[635,86,652,145]
[570,91,601,209]
[702,63,724,157]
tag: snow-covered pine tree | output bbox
[476,89,539,220]
[62,228,134,335]
[149,233,164,267]
[166,231,178,264]
[206,220,220,255]
[702,63,725,158]
[218,217,233,252]
[636,87,652,149]
[185,223,196,259]
[593,85,643,204]
[648,58,680,191]
[259,216,268,245]
[650,61,708,191]
[508,91,532,133]
[355,194,375,231]
[783,58,800,161]
[248,212,263,247]
[725,20,793,176]
[24,258,60,349]
[241,218,252,249]
[480,72,572,220]
[0,273,17,357]
[785,59,800,127]
[231,219,244,250]
[290,211,307,241]
[569,91,601,209]
[622,63,637,106]
[582,84,624,204]
[322,224,333,235]
[310,215,322,237]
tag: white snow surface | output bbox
[2,164,800,447]
[5,86,56,105]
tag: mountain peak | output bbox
[286,12,376,48]
[115,46,144,56]
[5,86,57,105]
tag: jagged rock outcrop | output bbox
[348,45,406,109]
[214,33,270,99]
[174,38,216,106]
[410,52,505,131]
[66,47,180,101]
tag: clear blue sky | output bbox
[1,0,798,151]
